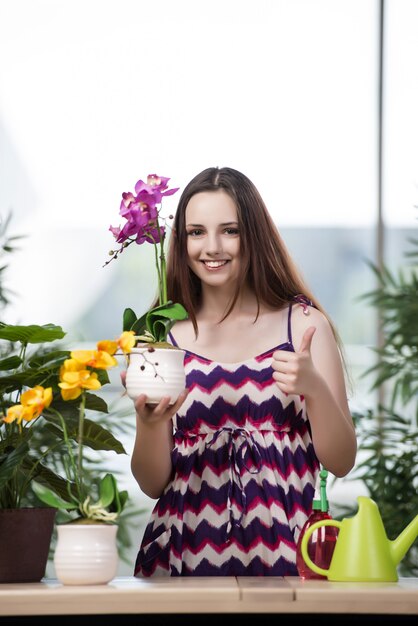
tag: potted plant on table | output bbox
[342,230,418,575]
[0,323,131,584]
[31,336,134,585]
[0,322,68,583]
[105,174,188,404]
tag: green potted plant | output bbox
[0,322,69,583]
[344,231,418,575]
[0,323,68,509]
[0,323,131,583]
[105,174,188,404]
[26,337,133,584]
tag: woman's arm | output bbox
[271,306,357,477]
[130,391,189,499]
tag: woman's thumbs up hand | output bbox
[271,326,318,397]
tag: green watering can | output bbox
[301,496,418,582]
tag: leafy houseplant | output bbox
[29,338,134,585]
[30,339,132,523]
[0,216,145,582]
[344,233,418,576]
[0,324,130,521]
[0,322,68,582]
[0,214,124,582]
[0,322,130,582]
[106,174,188,346]
[0,322,69,509]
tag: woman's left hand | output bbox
[271,326,318,397]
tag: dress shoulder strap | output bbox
[168,331,178,347]
[293,293,315,314]
[288,294,316,346]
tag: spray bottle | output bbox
[296,468,338,579]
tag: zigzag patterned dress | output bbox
[134,302,320,576]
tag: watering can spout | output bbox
[390,513,418,566]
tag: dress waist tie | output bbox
[205,427,262,540]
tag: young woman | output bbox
[130,166,357,577]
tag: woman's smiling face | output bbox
[185,190,241,290]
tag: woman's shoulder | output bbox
[291,301,335,348]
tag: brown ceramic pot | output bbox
[0,507,56,583]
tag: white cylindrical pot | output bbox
[54,524,118,585]
[125,346,186,404]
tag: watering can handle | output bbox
[300,519,342,577]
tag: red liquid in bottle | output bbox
[296,468,339,579]
[296,510,338,579]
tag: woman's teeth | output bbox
[202,260,228,268]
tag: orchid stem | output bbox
[160,249,167,305]
[77,393,86,498]
[152,240,163,305]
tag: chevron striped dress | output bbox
[134,303,319,577]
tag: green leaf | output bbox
[85,392,109,413]
[0,323,66,344]
[32,482,78,510]
[147,301,188,322]
[0,346,67,394]
[23,457,78,502]
[77,418,126,454]
[43,408,125,453]
[95,474,128,516]
[130,311,148,335]
[126,302,188,342]
[152,318,172,343]
[28,350,69,369]
[123,308,138,332]
[145,302,188,342]
[95,369,110,386]
[118,490,129,510]
[0,439,30,491]
[0,355,22,370]
[43,401,80,426]
[98,473,116,508]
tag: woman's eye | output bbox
[187,229,204,237]
[224,228,239,235]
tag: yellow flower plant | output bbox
[2,385,53,425]
[0,322,129,521]
[33,339,130,523]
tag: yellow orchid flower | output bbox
[70,349,117,370]
[97,333,135,356]
[2,403,35,424]
[93,350,118,369]
[69,350,95,365]
[2,385,53,424]
[96,339,118,355]
[59,358,102,401]
[21,385,53,418]
[2,403,25,424]
[118,331,136,354]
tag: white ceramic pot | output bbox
[54,523,118,585]
[125,346,186,404]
